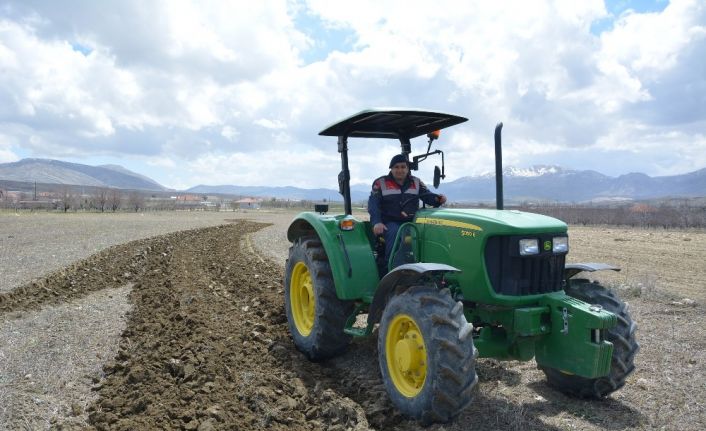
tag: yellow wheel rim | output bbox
[385,313,427,397]
[290,262,316,336]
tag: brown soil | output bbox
[2,219,704,430]
[2,221,378,430]
[84,221,376,431]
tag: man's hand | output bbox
[373,222,387,235]
[438,194,447,205]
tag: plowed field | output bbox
[1,215,704,430]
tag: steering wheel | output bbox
[400,192,438,209]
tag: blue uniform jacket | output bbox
[368,173,442,225]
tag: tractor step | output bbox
[344,324,374,337]
[343,303,374,337]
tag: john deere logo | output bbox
[543,240,552,251]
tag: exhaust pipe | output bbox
[494,123,504,210]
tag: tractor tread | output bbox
[284,236,354,361]
[420,295,448,307]
[458,323,473,341]
[451,301,463,317]
[439,339,465,359]
[431,314,460,329]
[301,239,322,249]
[432,389,459,411]
[439,365,463,386]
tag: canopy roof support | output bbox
[323,109,469,215]
[338,136,352,215]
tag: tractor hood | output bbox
[415,208,567,235]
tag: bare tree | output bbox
[58,186,74,212]
[95,188,109,212]
[108,189,122,212]
[127,190,145,212]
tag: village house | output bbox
[234,198,261,209]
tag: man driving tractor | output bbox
[368,153,447,262]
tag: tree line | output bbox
[1,187,147,212]
[3,187,704,229]
[514,202,706,229]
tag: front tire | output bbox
[378,286,478,424]
[540,280,639,398]
[284,236,354,361]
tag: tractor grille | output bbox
[484,235,566,296]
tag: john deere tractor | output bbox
[284,109,638,423]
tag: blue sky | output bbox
[591,0,669,33]
[293,7,356,64]
[0,0,704,190]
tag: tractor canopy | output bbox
[323,108,468,215]
[319,108,468,140]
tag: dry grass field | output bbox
[0,210,704,430]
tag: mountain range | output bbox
[1,158,704,202]
[434,165,706,203]
[0,158,167,191]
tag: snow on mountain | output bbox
[439,166,705,202]
[475,165,566,179]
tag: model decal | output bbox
[416,217,483,232]
[460,230,478,238]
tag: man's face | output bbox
[391,162,409,182]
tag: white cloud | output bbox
[600,0,705,73]
[221,126,239,141]
[184,149,340,188]
[147,157,177,170]
[0,148,19,163]
[0,0,704,190]
[254,118,287,129]
[574,0,706,114]
[0,131,20,162]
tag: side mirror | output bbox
[433,166,441,189]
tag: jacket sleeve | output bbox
[368,178,383,225]
[418,180,442,208]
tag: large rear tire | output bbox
[540,280,639,398]
[378,286,478,424]
[284,236,353,361]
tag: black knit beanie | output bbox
[389,154,409,168]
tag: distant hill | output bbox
[0,158,168,191]
[2,158,703,202]
[436,165,706,203]
[190,165,706,203]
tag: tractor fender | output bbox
[565,262,620,280]
[287,212,379,301]
[367,263,461,326]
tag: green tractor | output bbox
[283,109,638,423]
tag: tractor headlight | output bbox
[519,239,539,255]
[552,236,568,253]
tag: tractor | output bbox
[283,109,639,423]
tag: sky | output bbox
[0,0,704,190]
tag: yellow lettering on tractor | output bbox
[417,217,483,233]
